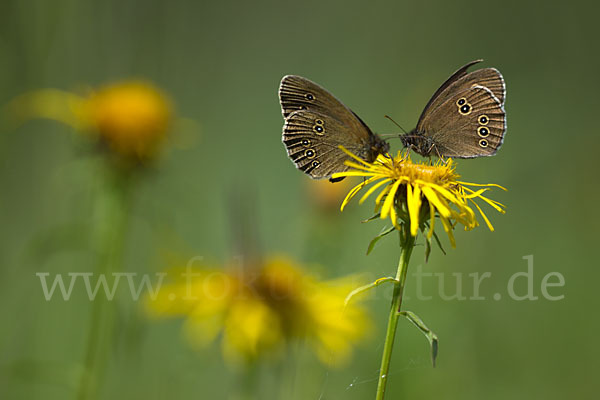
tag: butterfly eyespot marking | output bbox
[311,161,320,167]
[479,139,489,148]
[301,139,311,146]
[477,126,490,137]
[305,149,316,159]
[315,119,324,125]
[456,98,467,106]
[313,125,325,135]
[459,104,471,115]
[478,115,489,125]
[298,105,307,110]
[305,93,315,101]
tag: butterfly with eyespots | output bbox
[401,59,506,158]
[279,60,506,181]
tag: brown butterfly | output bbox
[279,60,506,181]
[279,75,389,181]
[401,59,506,158]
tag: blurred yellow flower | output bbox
[10,81,172,160]
[305,178,354,211]
[82,82,172,159]
[145,256,369,367]
[332,149,506,247]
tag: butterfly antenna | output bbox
[384,115,409,135]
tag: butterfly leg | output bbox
[400,147,412,161]
[432,145,449,165]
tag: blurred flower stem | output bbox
[375,226,415,400]
[8,79,174,398]
[77,165,134,400]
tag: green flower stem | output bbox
[375,228,415,400]
[77,166,133,400]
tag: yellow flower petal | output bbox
[407,183,422,236]
[381,179,402,220]
[440,215,456,248]
[421,186,452,218]
[470,199,495,231]
[457,181,507,191]
[375,181,392,206]
[359,178,392,204]
[338,145,375,168]
[462,188,489,199]
[340,178,373,211]
[427,200,436,240]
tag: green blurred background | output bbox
[1,0,598,399]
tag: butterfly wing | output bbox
[282,110,372,179]
[279,75,370,138]
[417,85,506,158]
[416,60,483,124]
[454,67,505,105]
[416,61,506,131]
[279,75,384,179]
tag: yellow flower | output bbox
[10,81,172,160]
[145,256,369,367]
[82,81,172,159]
[332,149,506,247]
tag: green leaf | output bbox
[432,230,446,255]
[361,213,381,223]
[344,277,397,306]
[399,310,439,367]
[424,237,432,263]
[366,226,396,255]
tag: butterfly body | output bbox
[400,132,436,157]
